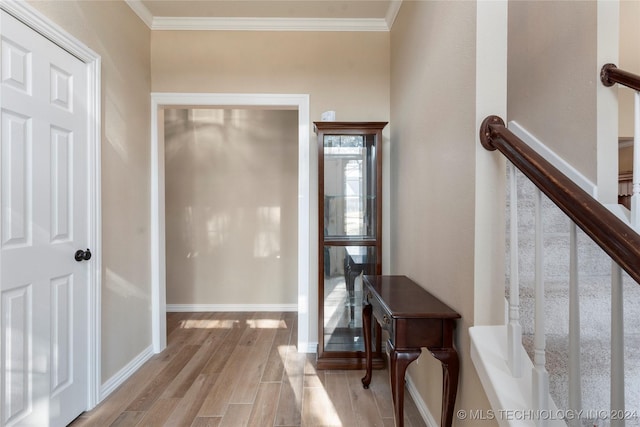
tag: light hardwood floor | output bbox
[70,312,427,427]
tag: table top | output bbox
[363,275,461,320]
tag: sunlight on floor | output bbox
[179,317,289,329]
[305,385,343,425]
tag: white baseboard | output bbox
[166,304,298,312]
[99,345,155,401]
[405,375,439,427]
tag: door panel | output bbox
[50,126,72,243]
[1,10,89,427]
[2,285,32,424]
[1,110,31,248]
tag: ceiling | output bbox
[125,0,401,31]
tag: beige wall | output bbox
[164,109,298,305]
[390,1,497,425]
[152,29,390,344]
[508,0,598,183]
[26,0,152,382]
[151,31,390,124]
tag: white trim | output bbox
[150,93,313,356]
[151,16,389,31]
[508,121,598,198]
[99,345,154,401]
[470,326,565,427]
[405,375,438,427]
[606,202,631,225]
[0,0,102,411]
[167,304,298,313]
[124,0,396,31]
[385,1,403,30]
[1,0,99,62]
[124,0,153,28]
[596,0,619,205]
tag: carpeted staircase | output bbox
[507,172,640,427]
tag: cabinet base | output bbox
[316,355,385,370]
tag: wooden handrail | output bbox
[601,63,640,91]
[480,115,640,285]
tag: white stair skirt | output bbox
[470,326,565,427]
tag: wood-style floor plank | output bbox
[219,404,252,427]
[246,382,281,427]
[190,416,222,427]
[163,374,219,426]
[126,344,201,412]
[135,397,181,426]
[70,312,426,427]
[323,372,357,427]
[273,349,305,426]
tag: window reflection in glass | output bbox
[323,135,376,239]
[323,245,376,353]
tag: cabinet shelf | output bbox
[322,238,377,245]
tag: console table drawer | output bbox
[365,290,393,334]
[394,318,443,349]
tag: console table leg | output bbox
[361,302,373,388]
[431,348,460,427]
[390,347,421,427]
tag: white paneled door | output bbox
[1,10,90,427]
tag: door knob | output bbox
[75,248,92,262]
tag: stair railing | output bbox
[480,113,640,426]
[480,116,640,284]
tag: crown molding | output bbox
[125,0,153,28]
[125,1,400,31]
[385,1,402,30]
[151,16,389,31]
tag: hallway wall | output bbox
[507,1,599,183]
[390,1,498,425]
[26,0,152,383]
[164,109,298,306]
[151,29,390,344]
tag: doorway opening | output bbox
[150,93,313,354]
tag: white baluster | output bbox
[611,263,625,427]
[631,91,640,229]
[568,222,582,427]
[532,187,549,426]
[508,163,523,378]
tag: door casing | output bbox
[150,93,315,354]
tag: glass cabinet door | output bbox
[323,245,376,352]
[315,122,387,369]
[323,134,377,240]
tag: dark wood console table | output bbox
[361,275,460,427]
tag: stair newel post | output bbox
[507,163,523,378]
[532,187,549,426]
[567,222,582,427]
[611,263,625,427]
